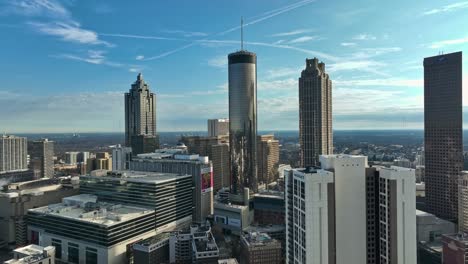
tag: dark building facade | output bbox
[424,51,463,221]
[125,73,156,148]
[29,139,54,178]
[299,58,333,167]
[131,134,160,155]
[228,50,258,194]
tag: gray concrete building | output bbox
[125,73,156,148]
[228,50,258,194]
[1,135,28,173]
[424,51,463,221]
[29,139,54,178]
[299,58,333,167]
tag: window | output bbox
[86,247,98,264]
[68,243,79,264]
[51,239,62,259]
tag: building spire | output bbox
[241,17,244,50]
[137,73,143,81]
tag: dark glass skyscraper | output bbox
[125,73,156,148]
[299,58,333,167]
[228,50,257,194]
[424,51,463,221]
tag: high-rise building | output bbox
[131,134,160,155]
[86,152,112,172]
[0,135,28,173]
[424,51,463,221]
[129,151,213,224]
[64,152,79,165]
[211,143,230,191]
[111,145,132,171]
[228,50,258,194]
[208,119,229,137]
[257,135,279,185]
[458,171,468,231]
[29,139,54,178]
[80,171,193,230]
[125,73,156,148]
[285,155,417,264]
[76,152,89,164]
[27,194,157,264]
[181,135,228,157]
[240,232,282,264]
[299,58,332,167]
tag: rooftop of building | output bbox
[245,225,285,233]
[419,240,443,254]
[28,194,154,227]
[253,192,284,200]
[81,170,190,184]
[218,259,239,264]
[4,245,55,264]
[443,232,468,244]
[135,232,171,246]
[241,232,280,247]
[133,151,210,164]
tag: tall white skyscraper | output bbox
[0,135,28,173]
[285,155,417,264]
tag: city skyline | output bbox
[0,0,467,133]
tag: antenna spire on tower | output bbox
[241,16,244,50]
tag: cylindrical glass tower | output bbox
[228,50,257,194]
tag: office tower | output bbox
[111,145,132,170]
[211,143,230,191]
[459,171,468,231]
[208,118,229,137]
[377,166,417,264]
[80,171,193,230]
[30,139,54,178]
[86,152,112,172]
[424,51,463,221]
[285,167,334,264]
[442,233,468,263]
[240,232,282,264]
[285,155,417,264]
[228,50,258,194]
[76,151,89,164]
[253,193,284,225]
[0,135,28,173]
[4,245,55,264]
[299,58,332,167]
[125,73,156,147]
[129,151,213,224]
[131,134,159,155]
[181,135,228,157]
[0,178,79,248]
[64,152,79,165]
[27,194,156,264]
[257,135,279,185]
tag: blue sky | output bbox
[0,0,467,133]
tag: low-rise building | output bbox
[133,233,170,264]
[27,194,157,264]
[442,233,468,264]
[4,244,55,264]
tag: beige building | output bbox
[299,58,333,167]
[208,119,229,137]
[211,143,230,191]
[86,152,111,172]
[257,135,279,185]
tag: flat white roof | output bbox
[82,170,191,184]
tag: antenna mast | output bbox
[241,17,244,50]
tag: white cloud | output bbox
[6,0,69,17]
[334,78,423,88]
[207,55,227,68]
[53,50,123,67]
[328,60,389,76]
[273,39,286,45]
[352,33,377,40]
[264,67,301,79]
[341,42,356,47]
[29,21,112,46]
[288,36,318,44]
[163,30,208,37]
[428,37,468,49]
[351,47,402,59]
[423,1,468,15]
[135,55,145,60]
[270,29,314,37]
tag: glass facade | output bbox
[228,50,258,194]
